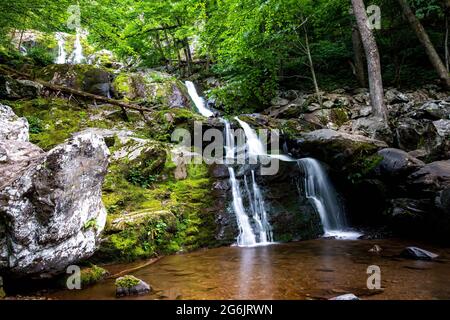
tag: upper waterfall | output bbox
[185,81,214,117]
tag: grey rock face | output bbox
[0,76,42,100]
[0,104,29,142]
[376,148,424,178]
[0,107,110,276]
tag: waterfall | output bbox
[185,81,214,117]
[55,33,67,64]
[297,158,361,240]
[235,117,265,157]
[225,119,274,246]
[71,31,85,64]
[228,167,257,246]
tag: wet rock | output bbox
[83,68,113,97]
[376,148,424,178]
[0,129,109,276]
[209,164,230,179]
[369,245,383,253]
[0,76,42,100]
[115,275,151,297]
[291,129,387,168]
[401,247,438,260]
[0,104,29,142]
[329,294,360,300]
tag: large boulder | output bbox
[0,104,29,142]
[0,115,110,277]
[0,76,42,100]
[289,129,387,169]
[37,64,113,98]
[375,148,424,178]
[112,71,190,108]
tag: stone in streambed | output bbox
[329,294,360,300]
[400,247,439,260]
[369,245,382,254]
[115,275,151,297]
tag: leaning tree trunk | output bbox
[351,0,388,120]
[352,25,367,87]
[397,0,450,89]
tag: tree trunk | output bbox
[303,23,322,107]
[352,26,367,87]
[351,0,388,120]
[446,13,449,71]
[397,0,450,89]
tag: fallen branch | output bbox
[0,65,155,113]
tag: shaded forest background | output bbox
[0,0,448,113]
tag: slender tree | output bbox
[351,0,388,120]
[397,0,450,89]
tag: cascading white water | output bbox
[235,117,265,157]
[72,31,85,64]
[298,158,361,240]
[249,170,273,243]
[185,81,214,117]
[55,33,67,64]
[228,167,257,246]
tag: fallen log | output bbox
[0,64,155,113]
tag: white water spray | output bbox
[185,81,214,117]
[55,33,67,64]
[298,158,361,240]
[71,31,85,64]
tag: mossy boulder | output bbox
[115,275,151,297]
[112,70,190,109]
[80,265,109,288]
[37,64,113,97]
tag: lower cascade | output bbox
[297,158,361,240]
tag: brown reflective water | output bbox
[50,239,450,300]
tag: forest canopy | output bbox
[0,0,448,112]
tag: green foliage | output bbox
[115,275,140,288]
[26,116,43,134]
[83,218,98,231]
[80,265,108,288]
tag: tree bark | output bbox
[351,0,388,120]
[352,25,367,87]
[397,0,450,89]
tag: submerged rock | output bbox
[369,245,383,254]
[329,293,360,300]
[0,109,110,276]
[401,247,439,260]
[115,275,151,297]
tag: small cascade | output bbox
[71,31,85,64]
[55,33,67,64]
[223,119,273,246]
[185,81,214,117]
[298,158,361,240]
[228,167,257,246]
[235,117,265,157]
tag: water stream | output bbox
[55,33,66,64]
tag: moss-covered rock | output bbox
[80,265,109,288]
[112,70,190,109]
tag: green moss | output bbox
[348,154,384,184]
[115,275,140,288]
[0,286,5,299]
[330,108,349,126]
[80,265,109,288]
